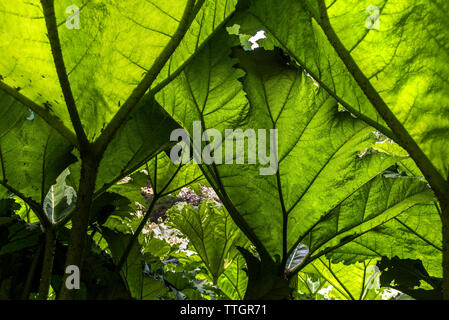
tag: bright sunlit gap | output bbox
[248,30,266,49]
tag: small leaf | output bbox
[43,169,77,223]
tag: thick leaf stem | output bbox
[442,202,449,299]
[58,153,99,300]
[37,228,57,300]
[21,242,44,300]
[41,0,88,151]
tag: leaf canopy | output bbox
[0,0,239,139]
[0,0,447,301]
[0,91,76,213]
[234,0,449,179]
[157,37,423,268]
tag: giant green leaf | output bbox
[1,0,445,301]
[0,0,239,139]
[298,258,387,300]
[166,200,249,284]
[0,0,241,216]
[234,0,449,178]
[324,0,449,177]
[329,202,443,277]
[0,91,76,212]
[157,36,400,263]
[156,31,249,137]
[94,98,180,195]
[146,152,205,197]
[297,176,436,270]
[217,253,248,300]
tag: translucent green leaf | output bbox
[43,169,77,223]
[0,91,76,208]
[235,0,449,177]
[301,175,436,269]
[166,200,249,284]
[0,0,239,139]
[329,202,442,277]
[299,258,388,300]
[146,152,205,197]
[157,33,415,268]
[101,227,168,299]
[217,253,248,300]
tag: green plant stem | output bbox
[442,202,449,299]
[288,275,298,300]
[37,228,57,300]
[21,242,44,300]
[115,195,159,273]
[56,0,199,299]
[58,153,99,300]
[41,0,88,151]
[316,0,449,299]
